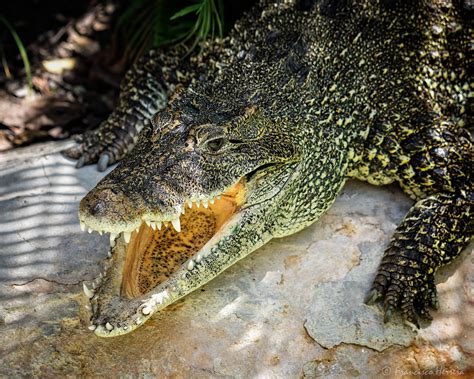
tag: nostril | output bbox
[90,200,106,216]
[110,188,120,195]
[80,186,136,223]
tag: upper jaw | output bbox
[79,190,230,241]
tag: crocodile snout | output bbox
[79,186,144,233]
[81,187,128,216]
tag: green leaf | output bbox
[0,15,32,93]
[170,3,201,20]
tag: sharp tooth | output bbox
[142,306,152,315]
[210,198,215,205]
[157,222,162,230]
[164,222,169,228]
[145,220,151,227]
[181,207,185,215]
[135,228,139,233]
[110,233,117,244]
[124,232,131,243]
[196,254,202,263]
[98,230,103,236]
[80,222,86,232]
[187,200,193,208]
[107,251,112,258]
[217,195,222,200]
[196,200,200,208]
[123,326,128,330]
[83,283,94,299]
[150,222,157,230]
[105,322,114,331]
[88,228,93,234]
[171,218,181,232]
[88,325,96,331]
[202,200,208,208]
[187,259,194,270]
[85,305,91,310]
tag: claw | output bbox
[76,155,86,169]
[97,153,110,172]
[383,305,394,323]
[73,134,84,143]
[364,289,382,305]
[404,319,419,331]
[402,308,420,329]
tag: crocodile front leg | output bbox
[365,191,472,327]
[349,116,473,326]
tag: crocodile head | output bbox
[79,94,302,336]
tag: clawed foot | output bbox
[365,255,439,329]
[63,132,110,172]
[62,115,138,171]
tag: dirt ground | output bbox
[0,0,125,151]
[0,0,257,153]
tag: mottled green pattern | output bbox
[69,0,473,336]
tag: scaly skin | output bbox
[69,0,473,336]
[62,41,231,171]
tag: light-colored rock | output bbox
[0,141,472,377]
[304,281,416,352]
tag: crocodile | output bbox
[64,0,473,337]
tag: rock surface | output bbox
[0,142,472,377]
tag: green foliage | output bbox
[171,0,224,51]
[116,0,224,62]
[0,15,32,92]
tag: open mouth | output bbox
[80,179,247,336]
[121,180,245,299]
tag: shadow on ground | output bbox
[0,141,472,377]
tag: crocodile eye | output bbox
[206,137,227,153]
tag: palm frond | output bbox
[116,0,225,62]
[172,0,224,52]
